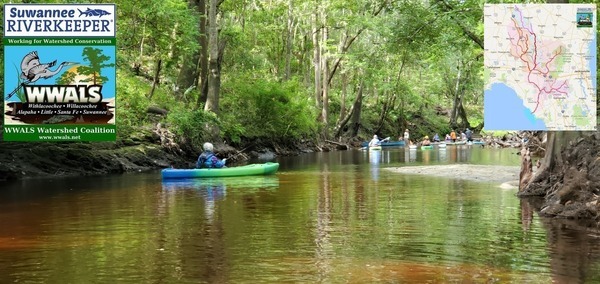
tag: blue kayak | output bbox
[162,162,279,179]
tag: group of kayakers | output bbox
[398,128,474,146]
[203,127,475,169]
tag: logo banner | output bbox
[3,4,117,141]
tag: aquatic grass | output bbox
[13,63,25,102]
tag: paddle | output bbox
[378,137,390,145]
[362,136,391,149]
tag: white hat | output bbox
[203,142,214,151]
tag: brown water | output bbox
[1,147,600,283]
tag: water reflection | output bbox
[5,149,600,282]
[161,176,280,191]
[439,148,447,162]
[541,217,600,283]
[407,148,417,163]
[368,150,381,181]
[422,149,431,164]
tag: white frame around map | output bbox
[484,4,597,131]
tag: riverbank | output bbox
[520,132,600,222]
[385,164,522,188]
[0,125,315,181]
[0,141,186,181]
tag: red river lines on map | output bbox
[509,16,568,113]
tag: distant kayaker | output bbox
[369,135,381,147]
[196,142,227,168]
[450,130,457,142]
[433,133,440,142]
[422,136,431,146]
[465,128,473,142]
[460,131,467,141]
[445,134,451,142]
[403,129,410,141]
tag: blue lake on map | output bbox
[484,83,547,130]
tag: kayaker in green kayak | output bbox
[196,142,227,168]
[422,136,431,146]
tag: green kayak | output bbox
[369,146,382,151]
[421,145,433,150]
[162,162,279,179]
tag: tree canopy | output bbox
[4,0,596,146]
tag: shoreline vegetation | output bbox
[0,0,598,226]
[1,127,600,227]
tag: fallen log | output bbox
[147,106,168,116]
[325,140,349,150]
[325,140,346,146]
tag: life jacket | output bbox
[196,152,215,168]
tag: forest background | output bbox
[0,0,598,159]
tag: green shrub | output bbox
[220,76,316,141]
[116,70,151,138]
[167,105,219,147]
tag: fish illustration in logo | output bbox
[5,51,78,99]
[78,8,111,17]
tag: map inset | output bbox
[484,4,597,131]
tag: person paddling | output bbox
[450,130,457,142]
[422,136,431,146]
[369,135,381,147]
[196,142,227,168]
[465,128,473,142]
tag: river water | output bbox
[1,147,600,283]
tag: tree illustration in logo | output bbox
[78,47,115,85]
[55,47,115,86]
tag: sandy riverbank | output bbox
[385,164,524,188]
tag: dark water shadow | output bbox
[521,198,600,283]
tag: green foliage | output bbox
[19,0,501,145]
[116,71,151,136]
[220,75,316,142]
[55,68,77,85]
[166,106,219,147]
[115,0,199,82]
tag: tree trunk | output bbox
[196,0,209,108]
[133,16,147,75]
[333,72,355,138]
[204,0,220,114]
[375,81,396,135]
[167,23,179,60]
[449,63,461,128]
[312,8,322,110]
[177,0,204,99]
[148,58,162,99]
[349,80,364,137]
[338,69,348,123]
[321,24,329,137]
[457,98,470,129]
[284,0,293,81]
